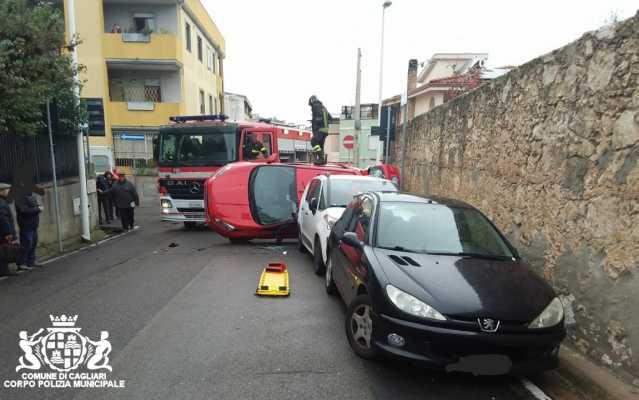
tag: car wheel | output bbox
[297,226,305,253]
[325,253,336,295]
[313,237,325,275]
[228,237,249,244]
[345,294,378,360]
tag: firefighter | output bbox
[244,133,268,160]
[308,95,329,158]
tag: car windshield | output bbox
[249,166,298,225]
[157,125,238,167]
[329,178,396,207]
[376,202,514,258]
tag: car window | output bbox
[328,178,396,207]
[305,179,320,202]
[333,204,354,238]
[369,166,385,178]
[376,202,514,257]
[354,196,373,242]
[249,166,297,225]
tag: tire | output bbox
[313,237,325,275]
[297,225,306,253]
[325,253,337,295]
[345,294,378,360]
[228,237,249,244]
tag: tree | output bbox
[0,0,85,137]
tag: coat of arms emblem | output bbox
[16,315,112,373]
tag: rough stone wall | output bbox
[395,13,639,383]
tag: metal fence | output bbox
[0,133,79,184]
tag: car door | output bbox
[332,204,356,297]
[300,179,321,249]
[336,196,373,304]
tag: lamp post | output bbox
[376,1,392,163]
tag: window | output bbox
[157,126,238,167]
[199,90,205,114]
[328,178,396,207]
[305,180,321,202]
[197,36,203,62]
[375,203,515,257]
[212,50,217,74]
[132,13,155,33]
[208,95,213,114]
[207,46,212,70]
[261,134,272,156]
[249,166,297,225]
[185,23,191,52]
[144,79,161,102]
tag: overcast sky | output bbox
[203,0,637,125]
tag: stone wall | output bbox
[394,13,639,382]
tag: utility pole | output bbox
[376,1,392,163]
[67,0,91,242]
[353,48,361,167]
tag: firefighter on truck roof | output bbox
[308,95,329,160]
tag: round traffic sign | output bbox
[343,135,355,150]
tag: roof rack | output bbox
[169,114,228,123]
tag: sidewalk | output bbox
[535,345,639,400]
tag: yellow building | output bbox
[62,0,225,173]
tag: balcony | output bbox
[103,33,180,63]
[108,101,179,127]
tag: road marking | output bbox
[521,378,553,400]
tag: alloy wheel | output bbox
[350,304,373,349]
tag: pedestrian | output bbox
[0,182,18,277]
[96,171,113,225]
[15,188,43,270]
[103,173,139,231]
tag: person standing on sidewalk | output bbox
[96,171,113,225]
[15,189,43,270]
[103,173,139,231]
[0,183,18,277]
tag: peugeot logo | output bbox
[189,182,202,194]
[478,318,500,333]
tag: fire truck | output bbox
[155,115,311,227]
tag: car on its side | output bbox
[297,175,397,275]
[326,192,565,375]
[362,163,400,187]
[204,162,361,243]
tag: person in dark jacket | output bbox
[96,171,114,225]
[103,173,139,231]
[15,190,43,270]
[0,183,18,277]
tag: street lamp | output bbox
[377,1,392,163]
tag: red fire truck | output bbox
[155,115,311,227]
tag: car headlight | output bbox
[386,284,446,321]
[528,297,564,329]
[161,199,172,209]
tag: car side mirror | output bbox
[341,232,363,250]
[309,197,318,213]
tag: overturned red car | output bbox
[205,162,361,242]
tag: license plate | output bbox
[446,354,512,375]
[189,201,201,208]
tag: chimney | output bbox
[407,59,418,91]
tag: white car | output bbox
[297,175,397,274]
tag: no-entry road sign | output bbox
[343,135,355,150]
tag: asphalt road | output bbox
[0,205,545,400]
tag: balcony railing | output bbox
[103,33,180,62]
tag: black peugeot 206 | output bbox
[325,192,565,375]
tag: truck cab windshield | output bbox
[158,125,239,167]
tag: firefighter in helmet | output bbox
[308,95,330,157]
[244,133,268,160]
